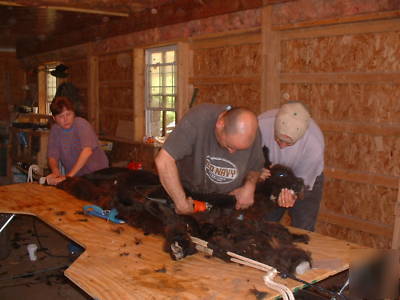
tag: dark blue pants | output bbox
[265,173,324,232]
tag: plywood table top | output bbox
[0,183,370,300]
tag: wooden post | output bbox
[37,65,46,114]
[87,56,99,132]
[177,42,192,120]
[133,48,145,143]
[392,179,400,249]
[261,5,281,113]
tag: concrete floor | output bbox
[0,214,91,300]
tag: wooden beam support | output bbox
[392,179,400,249]
[177,42,192,120]
[0,1,129,17]
[324,167,398,189]
[281,72,400,84]
[319,121,400,137]
[274,10,400,32]
[280,18,400,40]
[189,76,260,86]
[87,56,99,132]
[133,48,145,143]
[318,210,393,238]
[261,5,280,112]
[37,65,46,115]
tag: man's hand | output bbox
[230,184,255,210]
[259,168,271,181]
[174,197,194,215]
[46,173,66,185]
[277,188,297,208]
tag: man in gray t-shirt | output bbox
[155,103,264,215]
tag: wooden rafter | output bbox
[0,1,130,17]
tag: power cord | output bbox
[32,218,71,258]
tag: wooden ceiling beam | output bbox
[0,1,129,17]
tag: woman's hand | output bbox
[46,173,66,185]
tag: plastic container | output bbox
[27,243,38,261]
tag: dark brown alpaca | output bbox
[57,149,311,275]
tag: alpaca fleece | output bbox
[57,151,311,275]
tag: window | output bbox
[45,64,58,114]
[145,46,177,137]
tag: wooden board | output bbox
[0,183,371,299]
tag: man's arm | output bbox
[230,170,260,210]
[155,149,194,214]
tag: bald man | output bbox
[155,103,264,215]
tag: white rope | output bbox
[190,236,295,300]
[263,269,295,300]
[27,164,40,183]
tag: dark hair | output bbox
[50,96,75,116]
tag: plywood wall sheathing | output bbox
[277,16,400,248]
[192,34,262,111]
[98,51,133,141]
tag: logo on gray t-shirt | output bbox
[205,156,238,184]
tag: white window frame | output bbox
[145,45,177,138]
[45,63,58,115]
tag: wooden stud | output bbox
[280,18,400,40]
[177,42,192,120]
[318,210,393,238]
[37,65,46,115]
[392,179,400,249]
[0,1,129,17]
[275,10,400,32]
[133,48,145,143]
[87,56,99,132]
[261,5,280,112]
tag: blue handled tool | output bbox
[83,205,125,224]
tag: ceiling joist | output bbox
[0,1,129,17]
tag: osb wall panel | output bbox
[281,32,400,73]
[99,110,133,138]
[99,86,133,109]
[279,25,400,248]
[324,178,397,226]
[280,83,400,125]
[196,83,260,111]
[194,44,262,76]
[193,43,262,112]
[65,58,88,118]
[98,52,133,140]
[324,131,400,177]
[316,222,390,249]
[0,53,25,122]
[99,52,132,82]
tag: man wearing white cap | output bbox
[258,101,325,231]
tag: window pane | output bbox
[151,52,162,64]
[46,65,57,115]
[165,51,175,63]
[165,96,175,109]
[166,111,176,134]
[146,46,177,137]
[149,96,162,108]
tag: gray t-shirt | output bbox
[163,103,264,194]
[258,109,324,190]
[47,117,109,176]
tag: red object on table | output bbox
[127,161,143,170]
